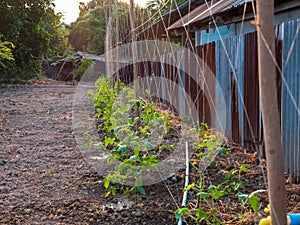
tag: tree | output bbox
[68,0,146,55]
[146,0,188,15]
[0,0,66,79]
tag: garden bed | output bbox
[0,82,299,224]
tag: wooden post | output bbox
[256,1,287,225]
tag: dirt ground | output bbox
[0,82,299,225]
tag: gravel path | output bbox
[0,84,177,225]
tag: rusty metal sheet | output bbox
[138,0,205,40]
[195,43,216,126]
[243,31,260,151]
[167,0,242,31]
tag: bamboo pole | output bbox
[129,0,139,98]
[105,0,113,82]
[129,0,140,129]
[256,1,287,225]
[115,0,120,92]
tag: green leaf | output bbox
[128,117,134,124]
[105,191,111,198]
[107,155,113,165]
[248,195,260,212]
[143,140,155,150]
[130,155,137,161]
[117,144,127,153]
[111,187,117,196]
[124,187,130,198]
[208,185,217,192]
[185,183,195,191]
[218,147,230,154]
[141,155,161,166]
[104,137,116,148]
[104,177,110,189]
[210,161,217,169]
[235,214,241,219]
[233,182,243,192]
[169,145,176,151]
[211,190,227,199]
[239,164,248,173]
[137,186,146,195]
[175,209,182,221]
[238,192,248,201]
[197,192,210,199]
[180,207,189,215]
[114,126,123,133]
[194,209,207,218]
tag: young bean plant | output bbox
[89,77,174,197]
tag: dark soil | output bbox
[0,81,299,225]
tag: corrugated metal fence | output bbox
[121,19,300,182]
[281,19,300,183]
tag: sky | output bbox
[54,0,148,24]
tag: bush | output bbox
[0,35,14,67]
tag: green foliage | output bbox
[238,190,267,213]
[90,77,173,197]
[146,0,189,16]
[176,170,265,225]
[68,0,147,55]
[0,35,15,67]
[189,123,229,172]
[73,57,94,80]
[175,126,264,224]
[0,0,67,79]
[224,164,248,193]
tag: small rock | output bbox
[0,186,9,193]
[56,208,62,214]
[132,211,142,217]
[106,207,114,213]
[6,171,13,176]
[24,208,31,213]
[0,158,7,166]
